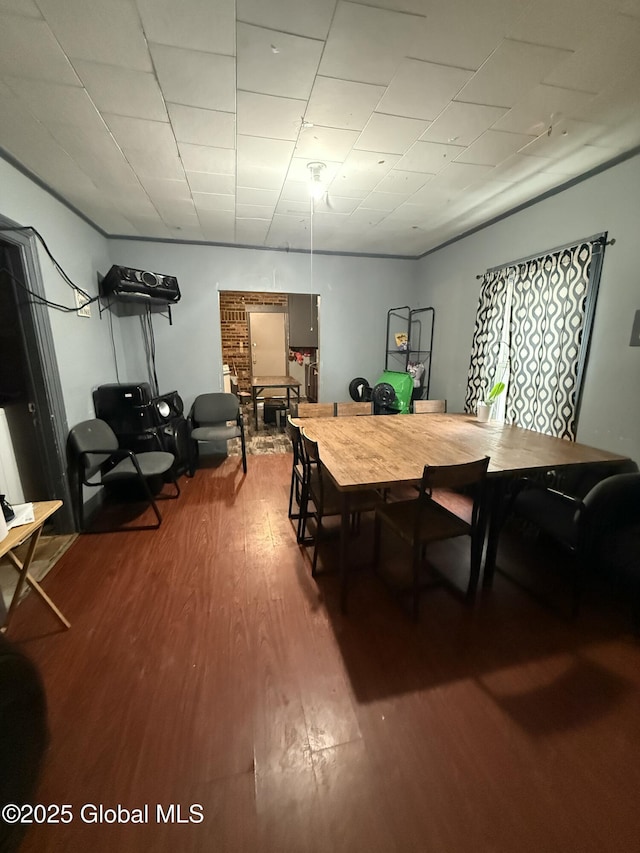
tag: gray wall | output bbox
[0,158,121,428]
[106,239,418,410]
[417,152,640,464]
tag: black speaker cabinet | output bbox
[152,391,184,425]
[102,265,181,304]
[93,383,155,434]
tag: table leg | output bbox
[3,527,71,630]
[339,492,350,613]
[483,477,507,588]
[253,389,259,430]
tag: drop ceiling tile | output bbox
[276,198,309,216]
[36,0,151,71]
[320,195,361,214]
[347,207,387,227]
[458,40,574,108]
[0,14,80,84]
[542,144,617,176]
[47,121,139,187]
[139,177,193,201]
[429,161,496,189]
[237,91,305,141]
[493,84,596,135]
[238,135,294,170]
[456,130,536,166]
[360,191,407,212]
[235,218,270,245]
[411,0,530,70]
[490,152,553,183]
[543,14,640,93]
[267,214,311,250]
[4,77,102,127]
[237,0,337,39]
[374,169,430,194]
[186,171,235,194]
[355,114,428,155]
[295,125,359,161]
[236,203,274,219]
[198,209,235,242]
[305,77,385,131]
[192,192,235,212]
[178,142,236,174]
[280,180,311,203]
[167,104,235,148]
[396,140,465,174]
[236,164,287,191]
[506,0,610,51]
[105,114,185,179]
[518,118,605,159]
[137,0,235,55]
[150,44,235,111]
[75,61,168,121]
[377,59,473,121]
[152,197,198,221]
[236,187,279,207]
[237,23,322,100]
[331,150,400,194]
[421,102,507,146]
[319,2,428,85]
[0,1,41,17]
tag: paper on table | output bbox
[7,502,35,529]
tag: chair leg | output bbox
[412,542,422,621]
[240,428,247,474]
[77,473,85,533]
[467,531,482,601]
[187,440,199,477]
[311,514,323,577]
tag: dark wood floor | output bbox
[8,454,640,852]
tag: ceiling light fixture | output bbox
[307,161,327,201]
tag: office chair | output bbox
[374,457,490,620]
[68,418,179,531]
[188,392,247,475]
[509,464,640,618]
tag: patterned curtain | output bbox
[464,268,510,413]
[505,242,593,440]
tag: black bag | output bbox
[1,495,15,523]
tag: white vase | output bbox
[477,403,492,423]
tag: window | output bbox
[465,235,607,440]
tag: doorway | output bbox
[0,229,74,532]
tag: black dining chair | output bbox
[300,432,382,578]
[374,457,490,620]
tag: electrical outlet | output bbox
[75,290,91,318]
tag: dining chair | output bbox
[413,399,447,413]
[374,457,490,619]
[68,418,179,531]
[285,415,307,542]
[335,401,373,416]
[297,402,336,418]
[187,392,247,475]
[300,431,382,577]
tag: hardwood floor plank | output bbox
[6,453,640,853]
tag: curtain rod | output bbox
[476,232,615,279]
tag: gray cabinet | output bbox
[288,294,318,348]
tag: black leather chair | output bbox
[68,418,179,531]
[0,635,48,853]
[187,393,247,475]
[511,462,640,618]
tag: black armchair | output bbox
[511,462,640,618]
[187,393,247,476]
[68,418,179,531]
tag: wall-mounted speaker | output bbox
[101,265,181,304]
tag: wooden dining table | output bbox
[296,413,630,610]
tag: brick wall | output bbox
[219,291,288,393]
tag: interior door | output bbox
[248,312,287,385]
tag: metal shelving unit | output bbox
[385,305,435,400]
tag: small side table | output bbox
[1,500,70,632]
